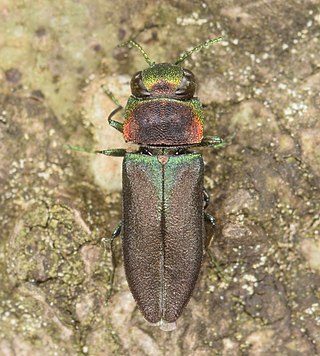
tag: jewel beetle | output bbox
[69,37,224,331]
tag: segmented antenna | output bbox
[175,37,222,65]
[118,39,155,67]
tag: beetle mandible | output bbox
[70,37,224,331]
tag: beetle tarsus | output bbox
[105,221,122,301]
[206,249,227,281]
[203,133,236,150]
[205,212,216,227]
[203,188,210,210]
[203,188,216,223]
[95,148,127,157]
[111,221,122,242]
[200,135,223,147]
[64,144,94,153]
[102,86,124,133]
[65,145,127,157]
[108,106,124,133]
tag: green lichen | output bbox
[3,200,116,353]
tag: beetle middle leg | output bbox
[95,148,127,157]
[204,188,216,228]
[65,145,127,157]
[110,221,122,271]
[103,221,122,301]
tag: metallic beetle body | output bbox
[85,39,223,329]
[119,62,210,327]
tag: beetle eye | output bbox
[130,71,150,98]
[175,69,196,99]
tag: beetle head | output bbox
[130,64,196,100]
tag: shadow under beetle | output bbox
[70,37,224,331]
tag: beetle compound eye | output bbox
[131,71,151,98]
[175,69,196,100]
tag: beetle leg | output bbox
[65,145,127,157]
[206,249,227,281]
[200,133,235,149]
[203,214,227,281]
[205,212,216,227]
[204,224,224,280]
[201,135,223,147]
[203,188,216,245]
[103,221,122,301]
[203,188,210,210]
[65,144,95,153]
[203,188,216,229]
[203,194,228,281]
[101,86,124,133]
[95,149,127,157]
[110,221,122,269]
[111,221,122,242]
[203,189,217,254]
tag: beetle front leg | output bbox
[65,145,127,157]
[201,135,224,148]
[200,133,235,149]
[102,86,124,133]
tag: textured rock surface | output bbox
[0,1,319,355]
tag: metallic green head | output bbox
[130,63,196,100]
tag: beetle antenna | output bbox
[118,39,155,67]
[175,37,222,65]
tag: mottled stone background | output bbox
[0,1,319,355]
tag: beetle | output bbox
[69,37,224,331]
